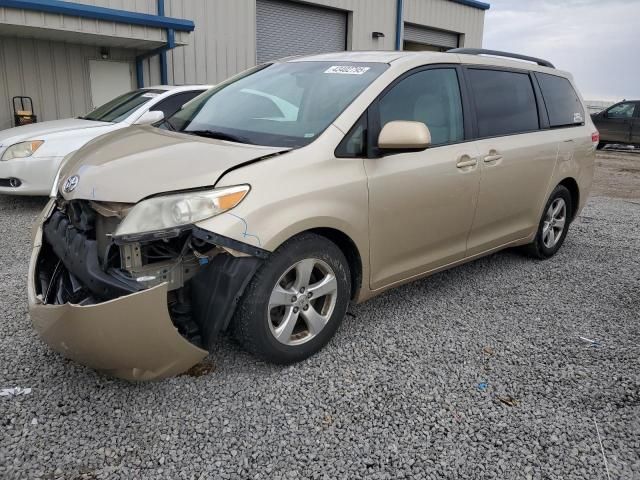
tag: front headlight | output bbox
[114,185,250,237]
[1,140,44,161]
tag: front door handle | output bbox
[483,154,503,163]
[456,156,477,168]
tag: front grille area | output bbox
[35,201,213,348]
[37,209,143,305]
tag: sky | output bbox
[482,0,640,101]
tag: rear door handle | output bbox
[483,154,503,163]
[456,156,477,168]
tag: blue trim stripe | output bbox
[395,0,404,50]
[0,0,195,31]
[157,0,169,86]
[449,0,490,10]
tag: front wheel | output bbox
[523,185,572,259]
[233,233,351,364]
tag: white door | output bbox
[88,60,133,109]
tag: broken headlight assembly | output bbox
[1,140,44,161]
[114,185,250,240]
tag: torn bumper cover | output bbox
[28,276,208,381]
[28,204,265,381]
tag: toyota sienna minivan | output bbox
[29,50,597,380]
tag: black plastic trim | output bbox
[191,254,263,350]
[43,211,143,299]
[192,227,270,259]
[449,48,555,69]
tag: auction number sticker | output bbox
[324,66,370,75]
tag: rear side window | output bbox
[378,68,464,146]
[468,69,539,137]
[536,73,584,127]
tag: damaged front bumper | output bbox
[28,200,265,381]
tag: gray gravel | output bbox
[1,193,638,480]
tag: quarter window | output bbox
[152,91,205,119]
[536,73,585,127]
[606,102,635,119]
[336,113,367,158]
[378,68,464,146]
[468,69,539,137]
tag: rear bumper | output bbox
[28,221,208,381]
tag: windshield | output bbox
[167,62,388,147]
[82,89,164,123]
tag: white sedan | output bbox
[0,85,210,196]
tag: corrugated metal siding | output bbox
[256,0,347,63]
[404,0,484,47]
[303,0,398,51]
[0,36,136,130]
[404,23,458,48]
[164,0,256,85]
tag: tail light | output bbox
[591,131,600,145]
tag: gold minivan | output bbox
[29,49,597,380]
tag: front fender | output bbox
[195,126,371,298]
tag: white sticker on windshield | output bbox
[142,93,160,98]
[324,66,371,75]
[573,112,583,123]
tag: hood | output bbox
[0,118,111,147]
[59,126,288,203]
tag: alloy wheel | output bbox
[542,198,567,248]
[267,258,338,346]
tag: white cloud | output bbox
[483,0,640,100]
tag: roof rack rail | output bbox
[448,48,555,69]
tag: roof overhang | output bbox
[0,0,193,51]
[449,0,490,10]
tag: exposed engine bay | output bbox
[35,198,267,350]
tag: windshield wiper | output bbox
[186,130,252,144]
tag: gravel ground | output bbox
[1,188,639,478]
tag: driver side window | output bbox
[607,102,635,119]
[378,68,464,146]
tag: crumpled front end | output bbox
[28,198,265,380]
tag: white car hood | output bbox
[0,118,112,147]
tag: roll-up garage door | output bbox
[256,0,347,64]
[404,23,459,50]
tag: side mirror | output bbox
[378,120,431,150]
[135,110,164,125]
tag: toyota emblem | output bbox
[63,175,80,193]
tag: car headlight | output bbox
[1,140,44,161]
[114,185,250,238]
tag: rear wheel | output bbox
[596,142,606,150]
[523,185,572,259]
[234,233,350,364]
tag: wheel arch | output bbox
[306,227,363,300]
[558,177,580,220]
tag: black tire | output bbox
[522,185,573,259]
[596,142,606,150]
[233,232,351,364]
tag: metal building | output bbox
[0,0,488,130]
